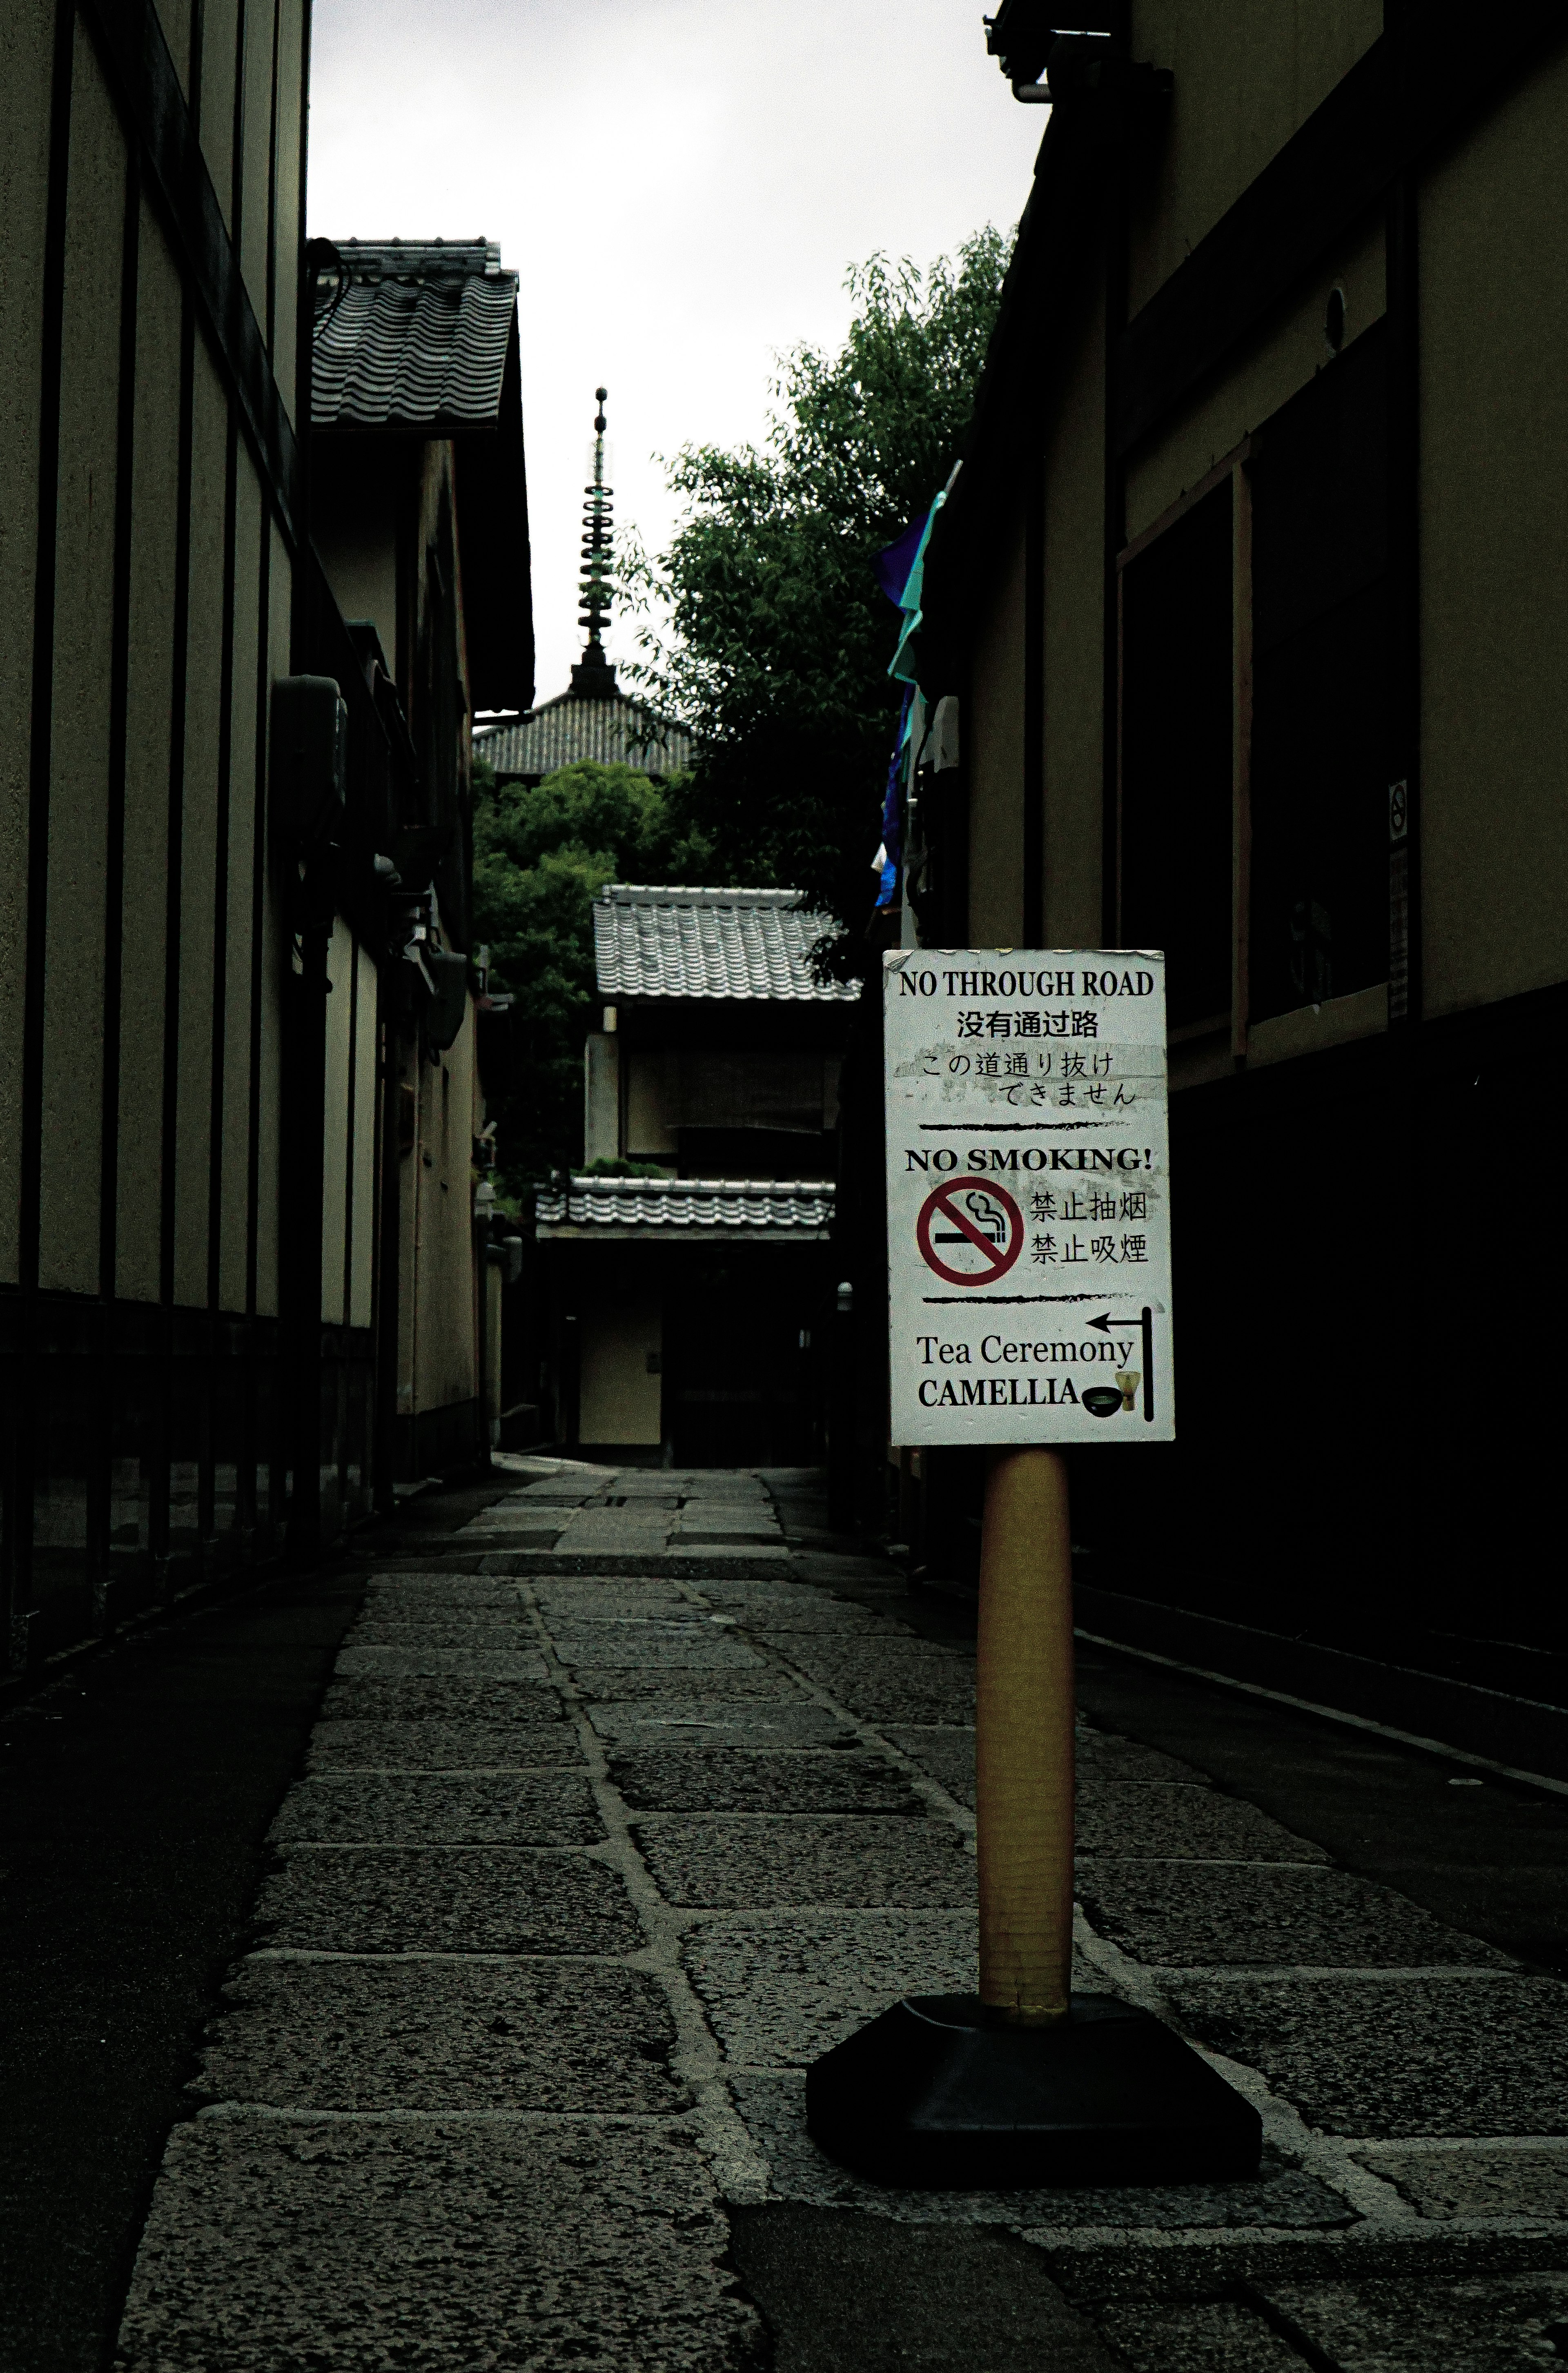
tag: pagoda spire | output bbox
[570,385,618,698]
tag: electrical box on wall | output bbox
[271,675,347,852]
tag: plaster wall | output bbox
[1124,211,1386,542]
[115,204,183,1302]
[217,448,264,1316]
[253,518,290,1319]
[626,1048,678,1158]
[350,938,379,1330]
[579,1288,662,1446]
[314,445,402,666]
[965,520,1026,945]
[170,335,227,1309]
[411,1002,479,1418]
[1040,281,1107,949]
[321,915,354,1324]
[37,22,121,1297]
[1419,44,1568,1018]
[584,1031,620,1162]
[0,0,54,1284]
[1127,0,1381,316]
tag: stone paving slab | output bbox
[881,1726,977,1804]
[610,1749,923,1815]
[775,1638,976,1725]
[1171,1974,1568,2137]
[1093,2299,1310,2372]
[1075,1784,1328,1863]
[682,1910,980,2064]
[319,1676,564,1726]
[334,1644,551,1682]
[114,2119,764,2373]
[477,1552,792,1580]
[307,1721,585,1772]
[1357,2144,1568,2220]
[534,1584,693,1615]
[347,1618,539,1647]
[636,1815,976,1910]
[1076,1861,1514,1969]
[698,1585,898,1633]
[1258,2270,1568,2372]
[549,1629,765,1672]
[360,1576,526,1606]
[567,1667,798,1704]
[587,1700,857,1750]
[876,1731,1262,1827]
[197,1960,687,2113]
[270,1773,604,1847]
[727,2072,1353,2234]
[255,1848,643,1955]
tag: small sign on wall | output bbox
[884,950,1174,1445]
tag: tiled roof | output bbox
[593,886,857,1003]
[473,690,696,781]
[313,239,518,433]
[535,1178,835,1233]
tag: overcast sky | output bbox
[307,1,1045,708]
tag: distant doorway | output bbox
[663,1257,827,1466]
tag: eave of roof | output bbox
[311,236,534,711]
[592,886,857,1004]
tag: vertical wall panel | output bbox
[252,518,288,1318]
[320,915,353,1324]
[268,0,303,402]
[116,205,183,1302]
[966,524,1026,947]
[199,0,239,229]
[38,26,125,1295]
[172,337,226,1307]
[154,0,192,98]
[1419,48,1568,1017]
[0,0,56,1284]
[1041,280,1107,948]
[218,448,262,1315]
[238,0,277,331]
[349,941,378,1329]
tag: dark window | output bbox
[1120,480,1234,1029]
[1249,324,1388,1019]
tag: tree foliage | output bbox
[472,760,710,1186]
[625,231,1008,933]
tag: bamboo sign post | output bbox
[805,951,1261,2188]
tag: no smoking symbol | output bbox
[915,1176,1024,1288]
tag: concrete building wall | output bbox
[1419,45,1568,1020]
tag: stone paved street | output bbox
[84,1463,1568,2366]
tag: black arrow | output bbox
[1087,1306,1155,1422]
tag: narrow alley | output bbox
[9,1463,1567,2370]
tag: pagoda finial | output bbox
[571,384,618,698]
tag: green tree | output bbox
[471,759,710,1187]
[625,231,1008,939]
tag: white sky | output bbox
[307,0,1045,709]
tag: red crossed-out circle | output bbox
[915,1176,1024,1288]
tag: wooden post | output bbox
[976,1445,1075,2024]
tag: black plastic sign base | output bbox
[805,1992,1262,2189]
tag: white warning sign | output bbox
[884,949,1174,1446]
